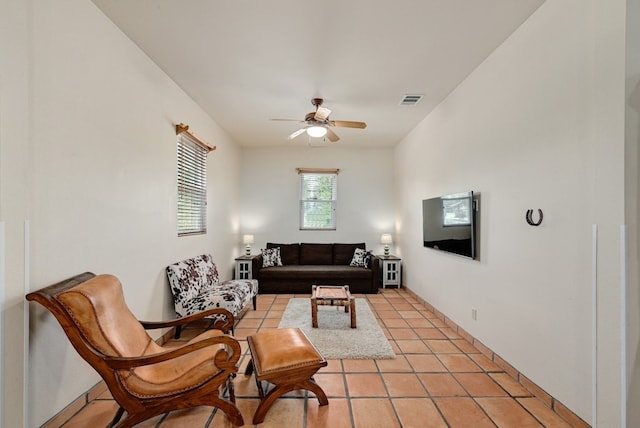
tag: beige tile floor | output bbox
[50,289,584,428]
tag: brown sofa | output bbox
[251,243,380,294]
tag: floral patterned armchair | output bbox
[166,254,258,338]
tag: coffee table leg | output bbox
[343,286,349,313]
[350,297,356,328]
[311,298,318,328]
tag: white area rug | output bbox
[278,298,396,360]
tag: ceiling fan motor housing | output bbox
[276,97,366,142]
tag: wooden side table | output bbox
[311,285,356,328]
[235,255,253,280]
[378,255,402,288]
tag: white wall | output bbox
[0,0,31,426]
[240,146,394,253]
[394,0,626,424]
[626,0,640,425]
[1,0,243,426]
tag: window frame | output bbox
[298,169,338,231]
[176,130,210,236]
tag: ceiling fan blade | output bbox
[326,128,340,142]
[330,120,367,129]
[314,107,331,121]
[271,118,305,122]
[288,127,308,140]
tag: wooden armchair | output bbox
[26,272,244,427]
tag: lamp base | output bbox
[384,245,390,256]
[245,245,251,256]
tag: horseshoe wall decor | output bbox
[526,209,543,226]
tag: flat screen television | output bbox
[422,191,476,259]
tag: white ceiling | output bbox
[92,0,544,148]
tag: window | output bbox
[298,169,338,230]
[177,125,214,236]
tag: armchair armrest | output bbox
[104,333,241,370]
[140,308,235,334]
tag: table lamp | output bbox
[380,233,393,256]
[243,234,254,256]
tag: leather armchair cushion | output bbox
[122,329,227,398]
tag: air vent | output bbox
[399,94,423,106]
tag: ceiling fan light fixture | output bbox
[307,126,327,138]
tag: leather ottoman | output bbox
[244,328,328,424]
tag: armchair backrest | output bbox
[27,273,156,365]
[57,274,154,358]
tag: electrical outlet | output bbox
[471,308,477,321]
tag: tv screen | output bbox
[422,191,476,259]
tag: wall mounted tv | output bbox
[422,191,476,259]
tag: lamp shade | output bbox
[243,234,255,245]
[380,234,393,245]
[307,126,327,138]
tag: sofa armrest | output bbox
[370,255,381,288]
[251,254,263,278]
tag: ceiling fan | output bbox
[272,98,366,142]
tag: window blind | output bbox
[299,172,337,230]
[177,133,207,235]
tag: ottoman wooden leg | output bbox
[246,328,328,424]
[252,378,328,424]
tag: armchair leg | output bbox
[108,407,125,428]
[227,373,237,404]
[174,325,182,339]
[252,295,257,310]
[244,359,254,376]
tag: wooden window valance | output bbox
[175,123,216,152]
[296,168,340,175]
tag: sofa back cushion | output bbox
[266,243,300,265]
[166,254,219,304]
[333,243,366,265]
[299,243,333,265]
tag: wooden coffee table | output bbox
[311,285,356,328]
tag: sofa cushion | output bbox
[299,243,333,265]
[259,265,372,280]
[333,243,366,265]
[262,247,282,268]
[178,279,258,319]
[350,248,372,268]
[166,254,220,304]
[267,243,300,265]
